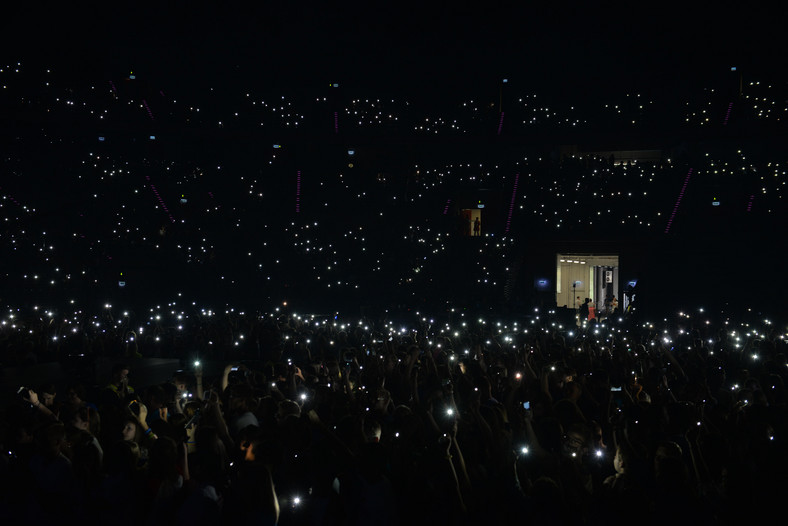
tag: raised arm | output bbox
[133,402,159,442]
[221,363,234,393]
[194,361,205,401]
[25,389,57,421]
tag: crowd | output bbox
[2,306,786,525]
[2,61,787,526]
[2,63,787,314]
[3,16,788,526]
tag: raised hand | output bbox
[24,389,40,406]
[137,402,149,424]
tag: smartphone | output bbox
[17,387,32,407]
[610,386,622,392]
[183,408,201,429]
[129,401,140,415]
[523,401,531,410]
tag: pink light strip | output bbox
[723,102,733,125]
[142,99,154,120]
[504,173,519,233]
[295,170,301,213]
[145,175,175,223]
[664,168,693,234]
[0,187,23,207]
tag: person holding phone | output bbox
[20,387,58,421]
[104,363,135,407]
[127,400,159,443]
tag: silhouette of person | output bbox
[580,298,590,321]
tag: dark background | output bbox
[1,1,785,318]
[3,2,782,100]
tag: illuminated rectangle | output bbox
[557,253,619,309]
